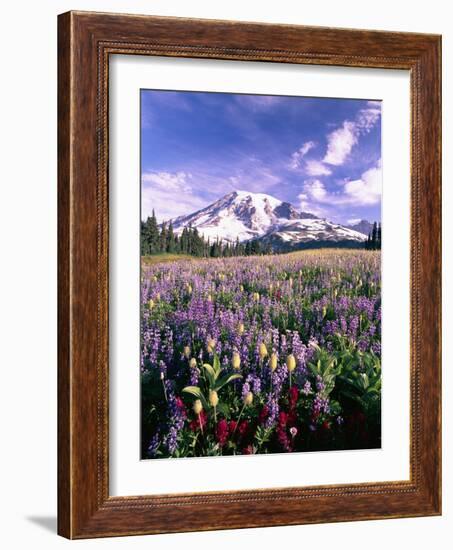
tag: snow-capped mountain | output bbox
[170,190,366,248]
[260,218,367,248]
[346,219,373,236]
[172,190,298,242]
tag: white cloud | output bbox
[142,171,193,193]
[356,107,381,134]
[141,171,205,222]
[298,180,330,217]
[304,159,332,176]
[323,121,358,166]
[347,218,362,226]
[343,162,382,205]
[298,194,327,218]
[299,141,316,156]
[323,104,381,166]
[289,141,316,169]
[142,186,207,223]
[297,160,382,217]
[293,102,381,173]
[304,180,327,200]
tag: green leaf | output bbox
[216,402,231,418]
[201,363,216,387]
[214,373,242,392]
[213,354,221,376]
[182,386,209,410]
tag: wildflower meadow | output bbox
[141,249,381,459]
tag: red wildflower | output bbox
[277,408,299,452]
[215,419,229,446]
[278,411,289,427]
[228,420,237,435]
[189,409,207,432]
[288,386,299,410]
[258,405,269,425]
[276,425,292,452]
[242,445,254,455]
[238,420,250,438]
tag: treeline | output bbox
[140,210,272,258]
[365,222,381,250]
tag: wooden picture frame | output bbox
[58,10,441,539]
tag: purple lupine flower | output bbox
[241,381,251,400]
[245,374,261,395]
[316,375,325,392]
[313,393,330,416]
[147,432,160,457]
[164,426,178,454]
[264,395,279,429]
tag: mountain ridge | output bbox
[346,219,373,236]
[169,190,367,249]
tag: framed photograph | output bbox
[58,11,441,538]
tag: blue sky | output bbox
[141,90,381,225]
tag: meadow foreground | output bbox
[141,249,381,459]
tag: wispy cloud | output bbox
[356,105,381,134]
[142,171,193,192]
[323,121,358,166]
[142,171,207,222]
[298,160,382,219]
[304,159,332,176]
[235,95,282,111]
[298,180,329,217]
[323,105,381,166]
[289,141,316,170]
[290,104,381,176]
[142,171,201,222]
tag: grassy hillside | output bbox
[141,253,194,266]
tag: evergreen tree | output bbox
[159,222,168,253]
[140,220,150,255]
[181,227,189,254]
[365,221,382,251]
[174,234,181,253]
[140,209,284,258]
[250,240,261,255]
[234,237,240,257]
[144,210,160,254]
[167,221,176,253]
[211,239,220,258]
[371,222,378,250]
